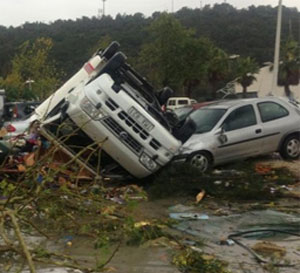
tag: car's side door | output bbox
[257,101,290,153]
[214,104,263,163]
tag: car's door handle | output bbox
[255,129,262,134]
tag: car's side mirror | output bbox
[216,126,228,144]
[215,127,223,135]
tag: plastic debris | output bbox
[195,190,205,204]
[255,164,272,175]
[169,212,209,220]
[220,239,235,246]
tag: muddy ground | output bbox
[1,155,300,273]
[80,155,300,273]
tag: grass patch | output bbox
[173,248,230,273]
[147,160,297,201]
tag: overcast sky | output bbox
[0,0,299,27]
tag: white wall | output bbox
[235,65,300,100]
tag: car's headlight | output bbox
[80,96,104,120]
[140,153,157,171]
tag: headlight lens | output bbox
[80,96,104,120]
[140,153,157,171]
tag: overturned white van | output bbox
[32,42,194,179]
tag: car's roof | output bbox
[202,96,286,110]
[168,97,193,100]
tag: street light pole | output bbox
[271,0,282,95]
[25,79,35,91]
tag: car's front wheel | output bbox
[280,135,300,160]
[188,151,212,172]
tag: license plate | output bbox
[128,107,154,132]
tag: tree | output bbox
[180,37,212,97]
[278,38,300,98]
[138,13,216,97]
[138,13,191,90]
[206,47,230,98]
[234,56,259,96]
[2,37,63,101]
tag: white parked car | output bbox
[166,97,197,111]
[2,117,32,139]
[175,97,300,172]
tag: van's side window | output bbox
[168,100,176,106]
[178,100,188,105]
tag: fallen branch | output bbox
[7,210,37,273]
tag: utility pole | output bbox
[102,0,107,16]
[171,0,174,13]
[271,0,282,95]
[98,0,107,18]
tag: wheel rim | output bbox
[286,138,300,158]
[190,154,209,172]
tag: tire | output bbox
[101,41,120,60]
[102,52,126,73]
[188,151,212,172]
[280,135,300,160]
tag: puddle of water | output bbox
[171,209,300,241]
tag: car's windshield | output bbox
[173,107,193,122]
[189,108,227,133]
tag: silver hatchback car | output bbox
[175,97,300,172]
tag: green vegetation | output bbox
[147,161,297,201]
[0,3,299,101]
[0,37,63,101]
[173,248,230,273]
[278,38,300,97]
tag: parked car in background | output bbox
[174,97,300,172]
[172,101,218,124]
[3,102,40,122]
[166,97,197,111]
[2,116,32,139]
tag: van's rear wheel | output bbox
[280,135,300,160]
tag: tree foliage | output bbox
[0,37,62,101]
[0,4,299,100]
[234,57,259,94]
[278,38,300,97]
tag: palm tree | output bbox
[235,57,259,97]
[206,47,230,98]
[278,39,300,98]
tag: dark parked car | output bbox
[3,102,40,122]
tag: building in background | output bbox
[235,64,300,100]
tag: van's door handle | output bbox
[255,129,262,134]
